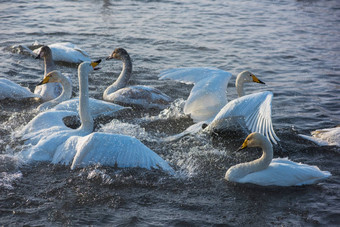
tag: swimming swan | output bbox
[33,42,91,64]
[225,132,331,186]
[104,48,172,110]
[159,68,279,144]
[299,126,340,147]
[0,78,39,100]
[19,61,173,173]
[34,45,72,101]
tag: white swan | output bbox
[104,48,172,110]
[18,61,173,173]
[0,78,39,100]
[36,67,128,118]
[299,126,340,147]
[225,132,331,186]
[33,42,91,64]
[159,68,279,144]
[34,45,70,101]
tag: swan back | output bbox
[0,78,39,100]
[34,42,91,64]
[237,158,331,186]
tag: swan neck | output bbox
[235,76,245,97]
[78,66,93,133]
[104,55,132,97]
[37,75,72,111]
[55,75,72,102]
[44,55,56,76]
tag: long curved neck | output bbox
[37,75,72,111]
[53,75,72,103]
[43,54,56,76]
[78,67,93,133]
[235,75,245,97]
[226,139,273,181]
[103,55,132,98]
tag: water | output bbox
[0,0,339,225]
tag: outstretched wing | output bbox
[206,91,279,144]
[14,110,77,145]
[67,133,174,173]
[159,67,232,122]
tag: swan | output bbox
[159,68,279,144]
[36,67,128,118]
[33,42,91,64]
[225,132,331,186]
[18,61,173,173]
[299,126,340,147]
[34,45,73,101]
[104,48,172,110]
[0,78,39,100]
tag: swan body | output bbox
[225,132,331,186]
[34,46,70,101]
[33,42,91,64]
[18,61,173,173]
[299,126,340,147]
[0,78,39,100]
[159,68,278,143]
[104,48,172,109]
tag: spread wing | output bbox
[206,91,279,144]
[159,67,232,122]
[67,133,174,173]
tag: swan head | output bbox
[78,60,102,73]
[106,48,130,61]
[37,70,63,85]
[35,45,52,59]
[237,71,265,84]
[237,132,268,151]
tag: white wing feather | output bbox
[52,132,174,173]
[207,91,279,144]
[158,67,232,122]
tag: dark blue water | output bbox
[0,0,339,225]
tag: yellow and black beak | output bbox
[37,76,50,86]
[251,74,265,84]
[91,59,101,70]
[236,139,248,152]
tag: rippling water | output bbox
[1,0,339,226]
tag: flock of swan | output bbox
[1,42,334,187]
